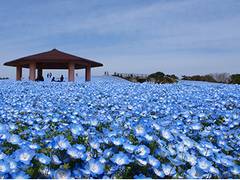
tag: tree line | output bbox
[112,72,240,84]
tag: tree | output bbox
[230,74,240,84]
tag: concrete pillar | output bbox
[29,62,36,81]
[85,66,91,81]
[68,63,75,82]
[16,66,22,81]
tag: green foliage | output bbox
[112,71,178,84]
[147,72,177,84]
[128,132,139,145]
[182,75,217,83]
[148,141,158,154]
[230,74,240,84]
[2,142,19,155]
[148,72,165,79]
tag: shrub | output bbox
[147,72,177,84]
[230,74,240,84]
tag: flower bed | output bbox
[0,78,239,178]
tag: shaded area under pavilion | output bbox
[3,49,103,82]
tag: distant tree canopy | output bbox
[113,71,240,85]
[147,72,178,84]
[112,71,178,84]
[148,72,165,79]
[182,75,217,83]
[182,73,240,84]
[230,74,240,84]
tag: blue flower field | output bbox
[0,77,239,179]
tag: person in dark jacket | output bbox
[60,75,64,82]
[51,77,55,82]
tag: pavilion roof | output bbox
[3,49,103,69]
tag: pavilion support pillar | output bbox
[85,66,91,81]
[68,63,75,82]
[29,62,36,81]
[16,66,22,81]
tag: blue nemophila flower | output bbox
[148,155,160,168]
[168,157,184,166]
[90,119,99,126]
[209,166,220,176]
[6,158,17,173]
[186,166,203,179]
[28,143,41,150]
[88,159,104,175]
[134,124,146,136]
[135,145,150,158]
[0,124,8,131]
[7,134,21,145]
[134,174,151,179]
[144,134,154,142]
[185,153,197,166]
[196,143,213,157]
[112,137,125,146]
[52,135,70,150]
[197,157,212,172]
[72,168,82,179]
[136,157,148,166]
[111,152,131,165]
[8,123,17,131]
[103,149,113,158]
[54,169,71,179]
[219,155,235,167]
[99,157,107,164]
[161,129,174,141]
[0,152,6,160]
[70,123,84,136]
[0,131,9,140]
[67,147,81,159]
[36,153,51,165]
[181,136,194,148]
[230,165,240,175]
[11,171,30,179]
[74,144,86,152]
[153,168,165,178]
[52,155,62,165]
[218,139,233,151]
[162,163,176,176]
[14,149,35,165]
[123,143,136,153]
[0,160,10,174]
[39,167,53,178]
[90,141,100,150]
[152,122,161,131]
[190,123,202,130]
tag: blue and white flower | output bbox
[54,169,71,179]
[111,152,131,165]
[88,159,104,175]
[14,149,35,165]
[135,145,150,158]
[52,135,70,150]
[36,153,51,165]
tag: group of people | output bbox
[35,73,64,82]
[47,73,53,78]
[51,75,64,82]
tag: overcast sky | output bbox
[0,0,240,78]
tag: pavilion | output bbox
[3,49,103,82]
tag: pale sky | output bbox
[0,0,240,79]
